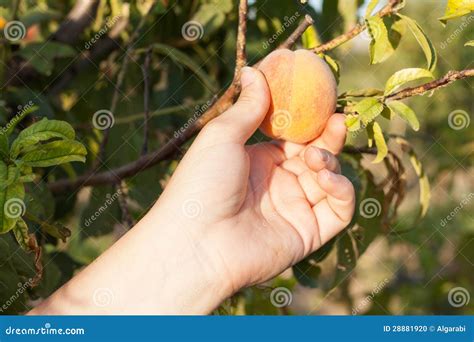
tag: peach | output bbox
[258,49,337,144]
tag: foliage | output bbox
[0,0,472,315]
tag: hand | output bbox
[155,66,355,293]
[30,67,355,315]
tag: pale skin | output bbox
[30,67,355,315]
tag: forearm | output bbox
[29,205,232,315]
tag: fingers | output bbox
[308,114,347,155]
[304,146,340,173]
[202,67,270,144]
[313,169,355,244]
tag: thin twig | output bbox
[278,14,314,50]
[233,0,248,91]
[386,69,474,101]
[94,0,157,169]
[141,47,152,155]
[47,0,469,194]
[313,0,401,53]
[343,146,377,155]
[337,69,474,113]
[115,181,135,229]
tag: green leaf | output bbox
[191,0,233,38]
[365,0,380,18]
[371,122,388,163]
[0,132,8,159]
[302,25,320,49]
[150,44,217,94]
[3,105,39,137]
[355,98,384,126]
[21,140,87,167]
[340,88,384,98]
[384,68,434,96]
[438,0,474,23]
[345,114,361,132]
[409,151,430,218]
[11,118,76,158]
[12,218,31,251]
[398,14,437,71]
[387,101,420,131]
[334,231,357,285]
[17,42,75,76]
[319,53,340,84]
[465,40,474,47]
[366,16,394,64]
[0,163,26,233]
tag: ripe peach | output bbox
[258,49,337,144]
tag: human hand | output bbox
[30,67,355,315]
[153,66,355,295]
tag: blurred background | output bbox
[0,0,472,315]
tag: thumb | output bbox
[207,66,270,144]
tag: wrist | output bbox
[144,204,235,313]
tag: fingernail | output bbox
[321,169,335,181]
[240,67,255,88]
[319,149,329,162]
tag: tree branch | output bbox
[47,0,467,194]
[278,14,314,50]
[313,0,401,53]
[94,1,157,168]
[386,69,474,101]
[337,69,474,113]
